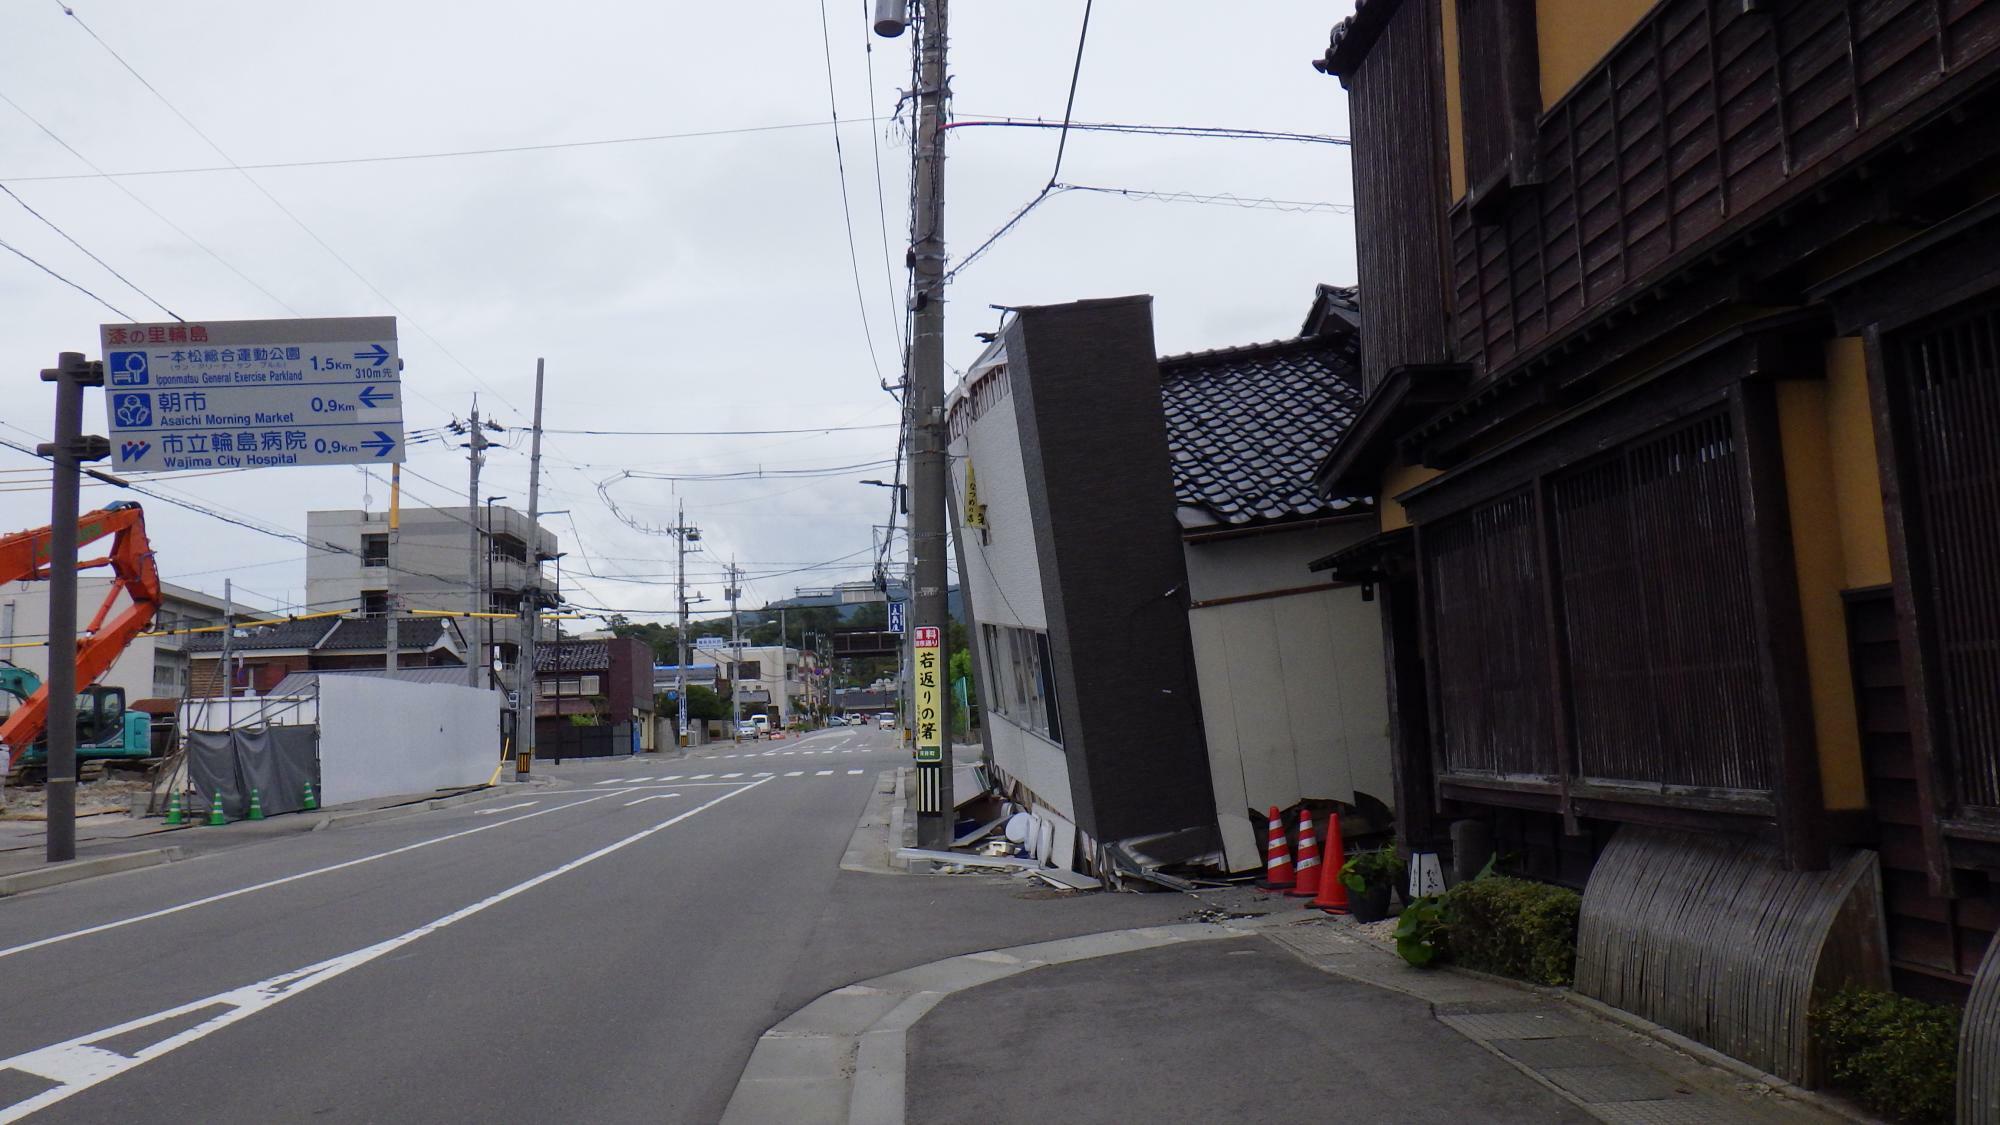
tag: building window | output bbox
[980,622,1060,745]
[362,533,388,567]
[361,589,389,617]
[540,675,602,697]
[1886,299,2000,812]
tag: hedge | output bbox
[1812,988,1958,1124]
[1439,875,1581,986]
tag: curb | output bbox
[837,770,902,875]
[720,922,1250,1125]
[0,846,181,897]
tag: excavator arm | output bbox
[0,502,160,752]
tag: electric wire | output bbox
[0,234,133,319]
[817,0,889,388]
[0,182,178,319]
[862,0,905,354]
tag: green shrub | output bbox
[1394,895,1447,967]
[1340,845,1402,893]
[1812,988,1958,1124]
[1440,875,1581,986]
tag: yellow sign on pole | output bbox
[964,462,986,528]
[913,625,943,762]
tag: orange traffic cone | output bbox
[1286,810,1321,898]
[1258,805,1294,891]
[1310,809,1351,913]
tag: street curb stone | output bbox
[720,921,1249,1125]
[0,845,181,897]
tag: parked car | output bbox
[876,712,896,730]
[753,715,772,736]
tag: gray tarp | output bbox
[185,726,318,819]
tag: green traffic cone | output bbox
[164,790,184,826]
[302,781,318,811]
[206,792,226,826]
[248,788,265,821]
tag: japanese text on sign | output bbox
[913,625,942,762]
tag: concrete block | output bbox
[0,846,180,896]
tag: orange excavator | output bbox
[0,501,161,781]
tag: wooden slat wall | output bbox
[1349,0,1453,394]
[1574,825,1888,1085]
[1422,488,1555,777]
[1552,410,1773,791]
[1450,0,2000,380]
[1847,588,2000,1002]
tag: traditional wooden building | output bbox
[1314,0,2000,1088]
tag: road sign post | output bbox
[99,317,403,471]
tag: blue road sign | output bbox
[887,600,906,634]
[99,316,402,472]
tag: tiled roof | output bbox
[185,617,336,653]
[317,617,461,652]
[1159,308,1366,528]
[536,640,609,673]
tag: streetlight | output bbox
[484,495,508,690]
[859,478,908,514]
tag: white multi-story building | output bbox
[692,640,803,725]
[0,578,232,706]
[305,506,559,697]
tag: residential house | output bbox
[692,641,803,726]
[1314,0,2000,1087]
[187,616,467,697]
[946,293,1394,875]
[534,637,656,758]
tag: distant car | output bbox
[877,712,896,730]
[735,720,757,739]
[753,715,772,736]
[847,714,866,726]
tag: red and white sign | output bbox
[913,626,941,648]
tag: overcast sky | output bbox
[0,0,1355,624]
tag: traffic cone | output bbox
[302,782,318,811]
[1257,806,1294,891]
[1310,810,1352,914]
[1286,810,1322,898]
[164,790,184,826]
[206,792,226,827]
[248,788,264,821]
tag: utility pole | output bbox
[222,579,234,730]
[517,361,545,780]
[881,0,954,848]
[671,502,700,746]
[465,400,486,688]
[726,559,741,735]
[386,464,401,673]
[38,351,106,863]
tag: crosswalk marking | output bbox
[816,770,833,776]
[721,772,743,779]
[847,769,864,775]
[784,771,803,777]
[691,774,714,780]
[625,794,678,806]
[754,772,773,778]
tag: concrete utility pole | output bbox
[885,0,954,848]
[518,360,545,780]
[671,502,700,746]
[386,464,401,673]
[38,351,106,863]
[222,579,234,729]
[726,559,741,733]
[465,400,487,688]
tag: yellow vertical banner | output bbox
[913,625,943,762]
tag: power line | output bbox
[53,2,514,415]
[0,88,302,315]
[944,118,1347,145]
[544,422,896,437]
[0,233,133,319]
[0,182,178,319]
[1052,183,1354,214]
[817,0,889,388]
[862,1,906,354]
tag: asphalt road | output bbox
[0,725,1202,1123]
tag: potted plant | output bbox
[1338,845,1401,923]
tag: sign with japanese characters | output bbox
[99,316,403,472]
[912,624,942,762]
[887,600,906,634]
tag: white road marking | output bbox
[624,793,679,806]
[662,775,684,781]
[472,803,538,816]
[847,770,864,775]
[0,791,631,963]
[691,774,714,779]
[721,772,743,779]
[784,771,803,777]
[753,772,773,778]
[816,770,833,776]
[0,780,770,1123]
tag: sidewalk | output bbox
[729,892,1859,1125]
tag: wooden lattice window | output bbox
[1551,410,1773,793]
[1889,303,2000,812]
[1422,488,1555,778]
